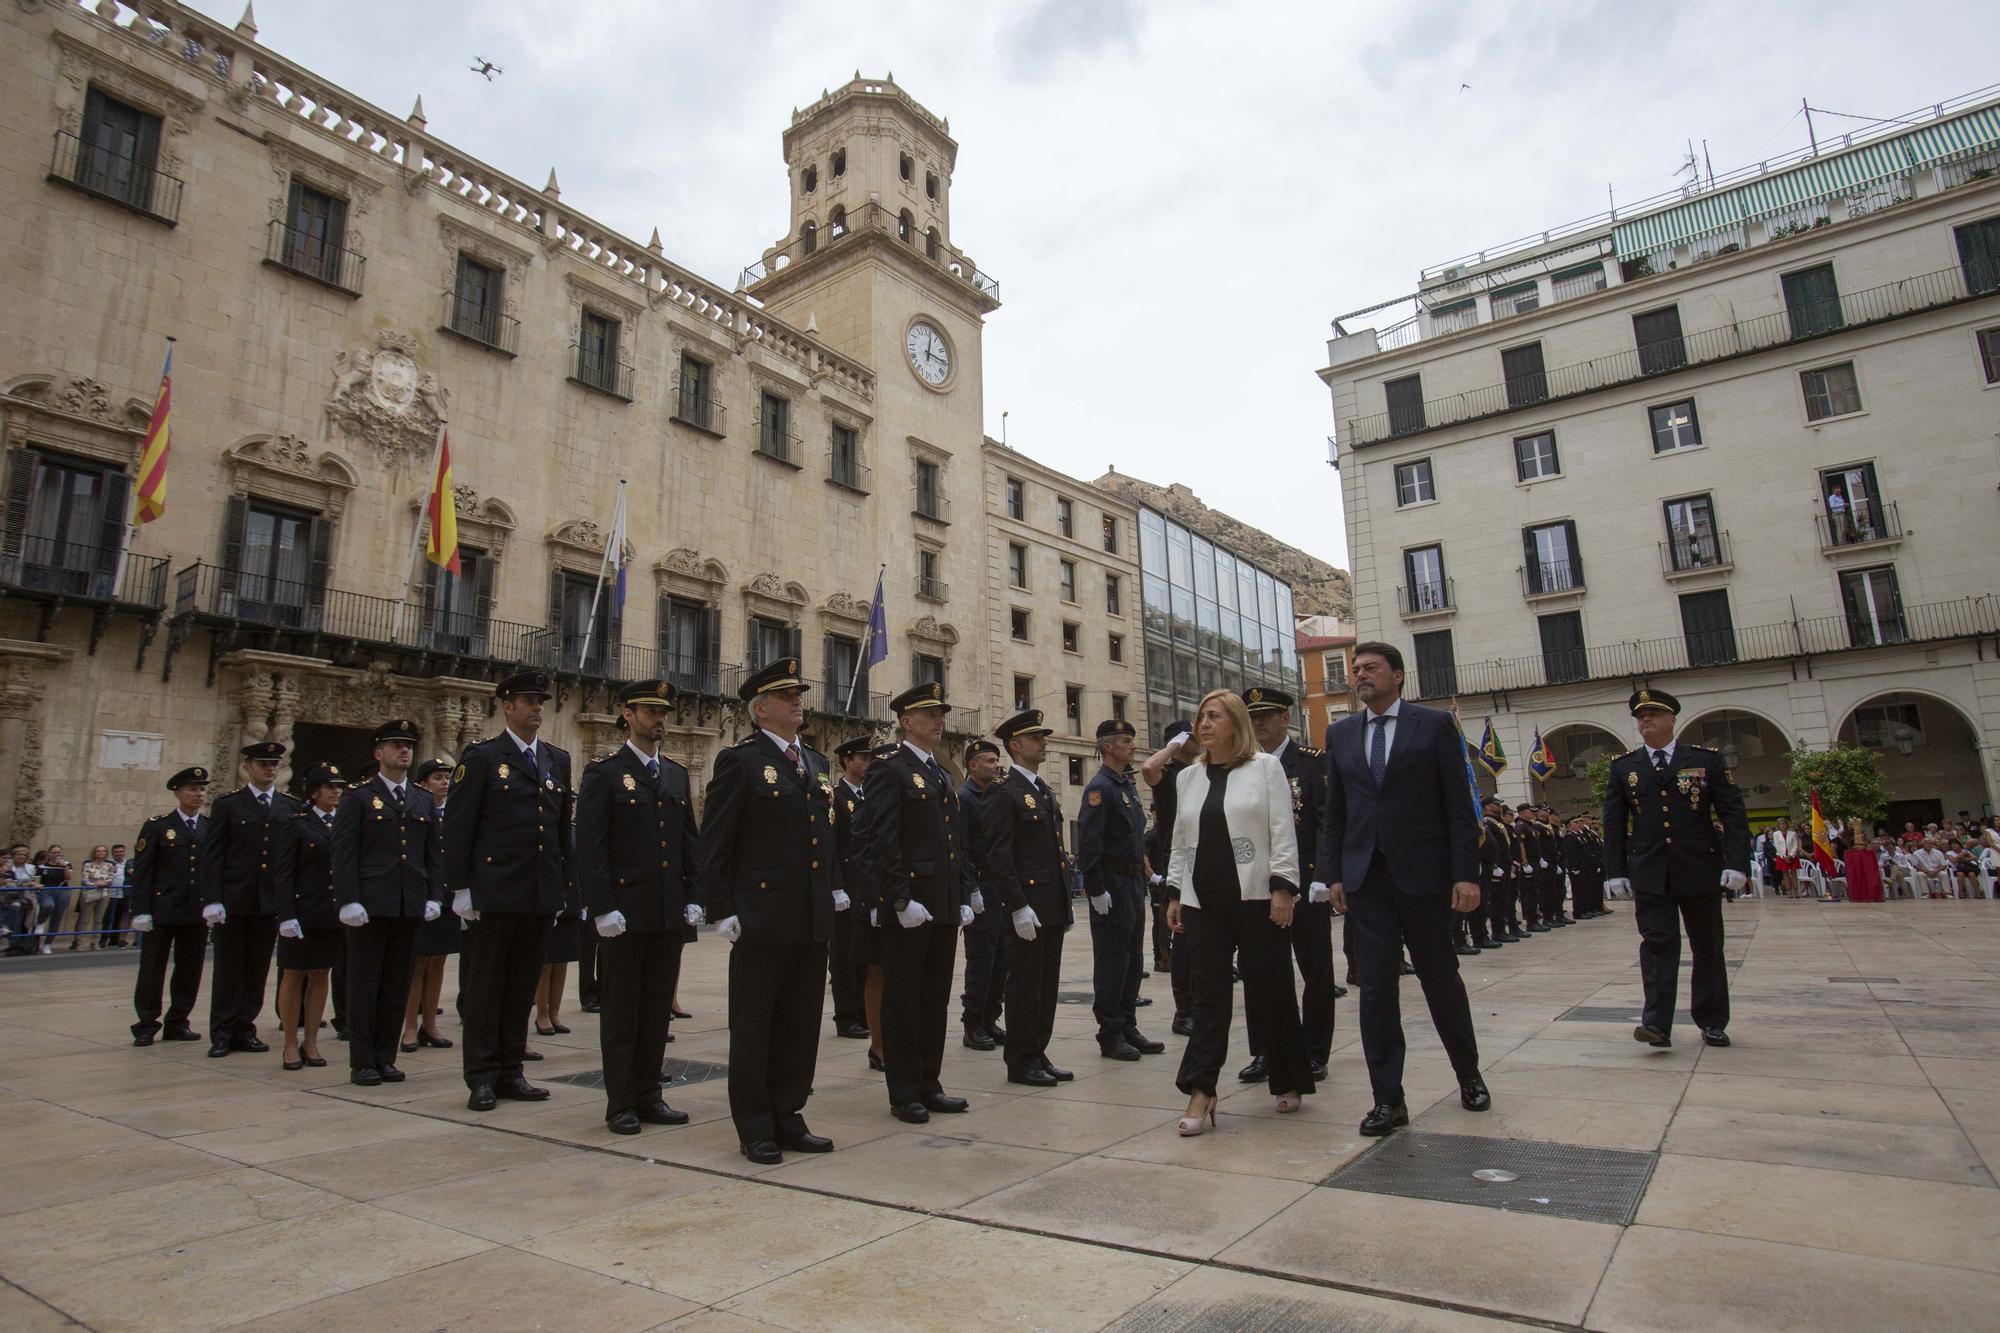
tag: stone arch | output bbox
[1680,707,1795,812]
[1833,689,1992,828]
[1531,722,1626,814]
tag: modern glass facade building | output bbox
[1137,508,1303,744]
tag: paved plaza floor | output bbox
[2,898,1997,1331]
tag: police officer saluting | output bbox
[1603,688,1749,1049]
[1078,718,1161,1063]
[129,766,210,1046]
[985,709,1074,1087]
[701,657,841,1164]
[201,741,300,1057]
[577,680,703,1135]
[446,670,573,1112]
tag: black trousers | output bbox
[209,913,279,1043]
[132,923,206,1037]
[1169,915,1194,1018]
[453,921,471,1022]
[1149,888,1174,966]
[1636,891,1728,1035]
[346,916,419,1072]
[599,929,682,1118]
[829,907,865,1028]
[1177,898,1314,1099]
[1003,923,1064,1076]
[881,916,958,1105]
[1484,876,1510,939]
[332,944,348,1027]
[1546,872,1569,921]
[1089,874,1147,1044]
[1246,900,1337,1064]
[1350,858,1481,1106]
[960,924,1009,1028]
[727,939,826,1144]
[576,928,600,1008]
[461,911,550,1089]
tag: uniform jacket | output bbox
[699,732,837,944]
[442,733,574,915]
[274,805,341,929]
[832,776,868,904]
[333,775,443,918]
[1144,759,1189,874]
[983,767,1073,926]
[1478,816,1514,884]
[957,779,1004,929]
[130,810,206,924]
[1318,701,1480,895]
[857,744,973,920]
[1075,762,1146,895]
[575,743,701,933]
[1274,740,1326,886]
[1602,741,1750,896]
[201,785,303,915]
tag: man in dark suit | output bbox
[1603,688,1749,1049]
[128,766,211,1046]
[576,680,702,1135]
[984,709,1073,1087]
[444,671,572,1112]
[1246,689,1334,1080]
[701,657,840,1164]
[1320,641,1490,1136]
[827,735,873,1041]
[956,739,1008,1050]
[201,741,301,1057]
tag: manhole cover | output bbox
[547,1057,729,1090]
[1324,1130,1657,1225]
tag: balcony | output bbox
[914,574,949,604]
[817,676,887,720]
[740,201,1000,306]
[569,343,634,402]
[48,129,182,225]
[1660,530,1733,578]
[1343,263,1998,447]
[1397,580,1455,619]
[264,219,364,296]
[0,536,170,654]
[755,427,804,469]
[1521,561,1586,601]
[913,487,951,525]
[439,290,520,356]
[672,388,725,438]
[1817,498,1902,553]
[827,450,871,494]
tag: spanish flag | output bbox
[424,427,459,575]
[133,338,173,524]
[1809,789,1838,875]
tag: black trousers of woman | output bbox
[1175,899,1316,1099]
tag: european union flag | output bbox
[865,568,888,666]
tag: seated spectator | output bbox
[3,843,38,953]
[77,846,115,949]
[1884,842,1918,899]
[1911,840,1949,898]
[1900,822,1923,846]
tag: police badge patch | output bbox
[763,765,780,786]
[498,763,511,780]
[1088,790,1102,806]
[1023,793,1038,810]
[912,773,926,790]
[1626,770,1641,791]
[622,773,637,791]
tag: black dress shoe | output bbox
[351,1067,383,1087]
[1526,924,1549,933]
[163,1028,202,1042]
[496,1077,549,1100]
[1237,1056,1267,1083]
[607,1109,642,1135]
[892,1102,931,1124]
[663,1031,675,1043]
[1506,929,1527,942]
[535,1024,557,1037]
[467,1083,497,1111]
[1170,1014,1195,1037]
[1125,1032,1166,1055]
[1460,1076,1492,1112]
[133,1033,155,1047]
[379,1065,405,1083]
[1009,1067,1058,1087]
[922,1093,969,1113]
[671,1005,692,1020]
[303,1055,327,1068]
[400,1040,420,1054]
[418,1030,453,1049]
[987,1023,1007,1043]
[1701,1028,1731,1047]
[550,1022,571,1035]
[522,1049,544,1061]
[1454,944,1480,957]
[780,1131,835,1152]
[208,1039,232,1058]
[741,1140,782,1164]
[1633,1025,1672,1048]
[1332,983,1350,998]
[234,1037,269,1053]
[837,1022,871,1039]
[1359,1102,1410,1136]
[636,1101,690,1126]
[1478,938,1504,949]
[962,1028,996,1051]
[1134,996,1153,1007]
[1039,1059,1074,1081]
[1310,1059,1329,1082]
[1099,1041,1141,1061]
[867,1050,886,1072]
[579,1003,601,1014]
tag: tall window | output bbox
[422,546,491,654]
[1522,520,1582,594]
[1008,542,1027,588]
[1112,693,1127,722]
[576,310,623,395]
[555,568,618,674]
[1801,362,1862,420]
[1680,590,1737,667]
[1393,458,1435,506]
[1839,566,1904,647]
[1513,431,1560,482]
[282,180,349,287]
[1012,674,1033,711]
[1005,477,1024,519]
[1501,342,1548,407]
[1538,611,1587,684]
[914,459,943,519]
[1105,573,1122,615]
[1102,515,1119,553]
[9,448,128,597]
[1663,494,1721,569]
[230,499,323,628]
[758,391,792,461]
[1649,399,1702,453]
[1065,685,1083,733]
[914,653,944,687]
[75,87,162,212]
[1412,629,1457,699]
[660,596,719,693]
[1108,633,1124,663]
[1954,216,2000,295]
[1010,608,1029,641]
[676,354,714,431]
[1062,621,1079,653]
[747,615,795,669]
[1059,558,1077,602]
[450,254,502,346]
[1323,651,1347,686]
[830,423,862,488]
[1056,497,1074,537]
[823,633,865,711]
[1783,263,1844,338]
[1385,374,1426,435]
[800,220,818,255]
[1404,544,1446,612]
[1979,327,2000,385]
[1820,462,1885,545]
[916,547,943,601]
[1634,305,1686,375]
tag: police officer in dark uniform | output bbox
[1077,718,1160,1063]
[957,738,1007,1050]
[1140,719,1196,1037]
[445,670,572,1112]
[1249,689,1336,1080]
[1539,807,1573,926]
[577,680,702,1135]
[333,720,442,1087]
[1513,805,1548,932]
[1603,688,1749,1049]
[828,735,873,1041]
[1476,795,1513,949]
[201,740,300,1057]
[984,709,1074,1087]
[859,681,975,1123]
[129,766,210,1046]
[273,763,343,1070]
[701,657,840,1164]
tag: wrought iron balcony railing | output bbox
[1817,498,1902,552]
[439,289,520,355]
[0,537,169,608]
[1660,529,1732,575]
[672,387,725,437]
[48,129,182,224]
[914,574,948,604]
[828,450,871,493]
[1398,579,1454,616]
[264,218,365,295]
[570,343,634,401]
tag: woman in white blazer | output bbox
[1165,689,1316,1134]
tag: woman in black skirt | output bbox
[274,763,346,1071]
[535,882,581,1038]
[401,757,459,1053]
[852,892,886,1072]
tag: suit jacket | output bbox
[832,777,868,903]
[1275,740,1326,886]
[699,732,837,944]
[333,776,443,918]
[1602,741,1750,896]
[575,744,701,933]
[130,810,206,924]
[957,779,1004,928]
[983,768,1072,926]
[441,734,574,915]
[857,744,972,920]
[1318,700,1479,895]
[274,806,341,929]
[201,785,302,915]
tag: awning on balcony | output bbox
[1902,103,2000,166]
[1612,190,1744,257]
[1733,140,1912,220]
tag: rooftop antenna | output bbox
[1677,139,1700,192]
[1803,98,1819,156]
[1703,139,1716,188]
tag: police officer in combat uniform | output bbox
[201,740,301,1057]
[129,766,210,1046]
[984,709,1074,1087]
[1077,718,1161,1062]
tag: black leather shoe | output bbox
[163,1028,202,1042]
[1634,1025,1672,1048]
[1454,944,1480,956]
[1701,1028,1731,1047]
[1478,937,1504,949]
[1099,1041,1142,1061]
[892,1101,931,1124]
[1460,1076,1491,1112]
[467,1083,497,1111]
[133,1033,155,1047]
[1332,983,1350,998]
[987,1023,1007,1043]
[1506,929,1527,942]
[1125,1032,1166,1055]
[1040,1060,1073,1081]
[637,1101,690,1126]
[607,1110,642,1135]
[1170,1014,1195,1036]
[417,1030,453,1049]
[780,1131,835,1152]
[400,1040,420,1054]
[233,1036,269,1053]
[379,1064,405,1083]
[522,1049,544,1061]
[922,1094,969,1114]
[962,1027,996,1051]
[867,1050,886,1072]
[1009,1067,1059,1087]
[496,1077,549,1101]
[1237,1056,1267,1083]
[1310,1059,1329,1082]
[1526,924,1549,933]
[1359,1102,1410,1136]
[837,1022,870,1039]
[351,1067,383,1087]
[208,1039,232,1058]
[579,1003,601,1014]
[1134,996,1153,1006]
[741,1140,783,1164]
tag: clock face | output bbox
[906,322,951,386]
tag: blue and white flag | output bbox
[865,567,888,666]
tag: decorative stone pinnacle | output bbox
[648,227,663,252]
[407,95,426,128]
[544,168,560,198]
[236,1,258,38]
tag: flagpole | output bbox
[391,420,448,644]
[844,563,886,712]
[577,479,625,673]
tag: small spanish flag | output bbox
[1809,789,1838,875]
[133,338,173,524]
[424,427,459,574]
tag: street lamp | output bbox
[1893,724,1915,758]
[1722,742,1739,770]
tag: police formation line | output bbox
[121,649,1746,1154]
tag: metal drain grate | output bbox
[546,1057,729,1090]
[1827,976,1900,983]
[1558,1005,1694,1024]
[1324,1130,1657,1225]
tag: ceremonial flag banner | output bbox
[606,484,628,613]
[134,340,172,523]
[1809,790,1839,874]
[424,429,459,574]
[1476,718,1508,777]
[1528,729,1557,783]
[865,568,889,666]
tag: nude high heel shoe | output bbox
[1178,1095,1218,1136]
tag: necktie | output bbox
[784,743,806,780]
[1369,715,1390,787]
[521,745,538,780]
[257,791,270,814]
[646,757,660,782]
[926,756,947,788]
[390,784,405,810]
[323,813,334,828]
[1653,749,1670,785]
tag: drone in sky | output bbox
[470,57,502,81]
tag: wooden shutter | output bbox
[93,469,130,598]
[549,571,569,666]
[702,605,721,691]
[1520,528,1540,594]
[217,495,248,599]
[1563,520,1583,586]
[1,448,33,565]
[304,514,332,622]
[745,616,759,669]
[786,624,803,666]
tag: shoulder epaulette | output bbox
[1622,746,1645,759]
[872,744,899,759]
[730,735,759,749]
[1301,745,1322,757]
[1679,741,1718,755]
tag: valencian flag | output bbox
[133,338,173,524]
[1475,717,1508,777]
[423,428,459,575]
[1527,728,1558,783]
[1809,789,1839,875]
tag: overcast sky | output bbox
[191,1,1999,570]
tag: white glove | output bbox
[716,915,742,943]
[684,903,705,926]
[595,909,627,938]
[452,888,479,922]
[896,901,933,929]
[278,918,303,939]
[339,902,368,927]
[1540,859,1549,868]
[1308,882,1330,904]
[1012,906,1040,941]
[1149,873,1165,886]
[423,900,442,922]
[870,907,879,927]
[969,890,985,914]
[1088,892,1111,916]
[1490,868,1504,881]
[201,903,226,926]
[958,904,974,927]
[832,889,852,912]
[1720,870,1748,891]
[1605,877,1632,894]
[130,913,154,932]
[1172,733,1191,753]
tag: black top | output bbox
[1192,765,1239,910]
